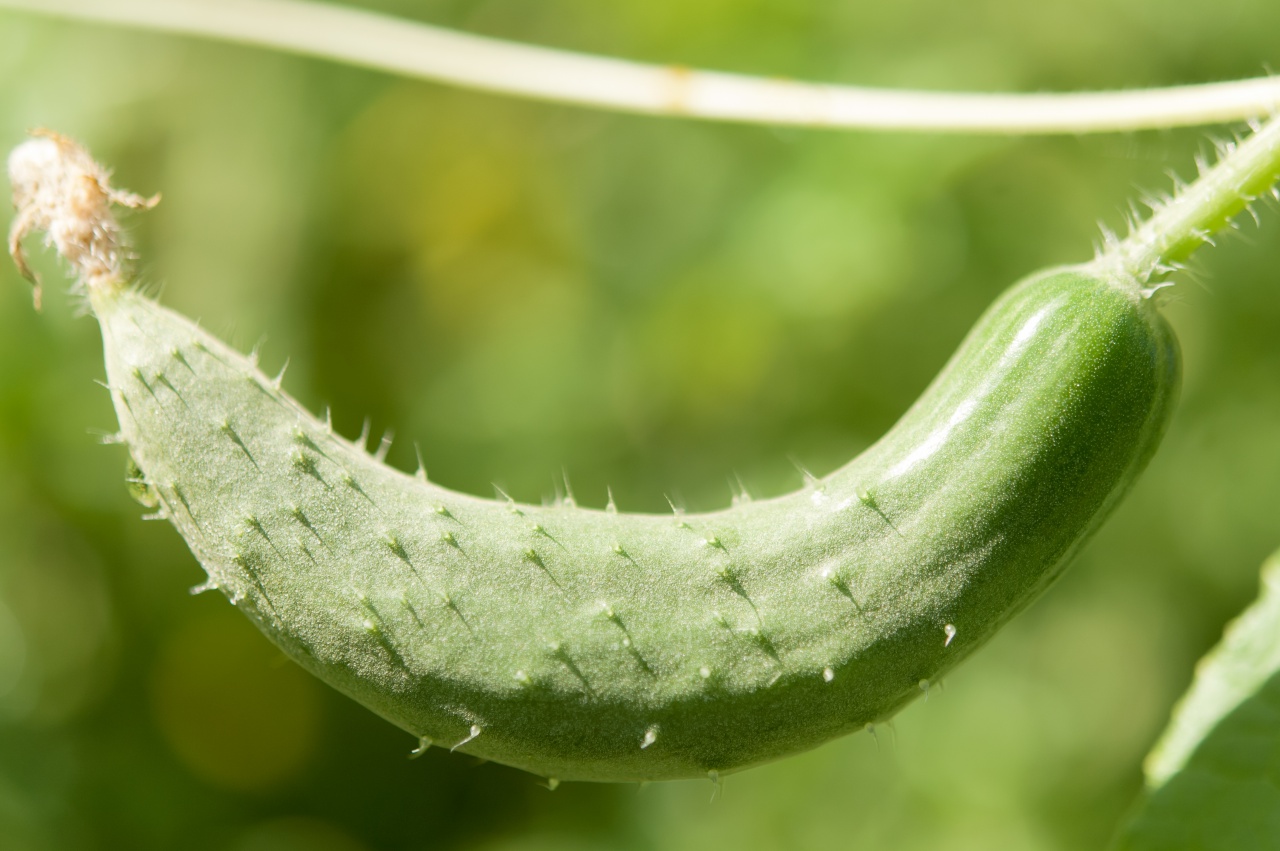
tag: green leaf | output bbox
[1114,550,1280,850]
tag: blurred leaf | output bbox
[1114,549,1280,850]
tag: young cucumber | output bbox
[92,267,1177,783]
[11,118,1280,784]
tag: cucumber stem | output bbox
[1100,113,1280,287]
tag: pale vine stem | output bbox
[3,0,1280,135]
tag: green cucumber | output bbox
[94,267,1178,784]
[11,118,1280,784]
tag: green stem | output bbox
[1100,114,1280,285]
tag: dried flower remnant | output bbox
[7,130,158,308]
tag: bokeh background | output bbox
[1,1,1279,848]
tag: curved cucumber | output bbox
[89,266,1178,782]
[26,119,1280,784]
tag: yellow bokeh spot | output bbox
[231,816,370,851]
[151,609,321,793]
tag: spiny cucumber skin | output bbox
[91,267,1178,783]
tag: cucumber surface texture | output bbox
[54,120,1280,783]
[93,266,1177,783]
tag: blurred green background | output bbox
[1,1,1279,848]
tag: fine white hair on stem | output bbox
[1092,112,1280,285]
[1,0,1279,135]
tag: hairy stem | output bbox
[1097,115,1280,285]
[2,0,1280,135]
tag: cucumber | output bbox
[15,117,1280,783]
[86,266,1178,783]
